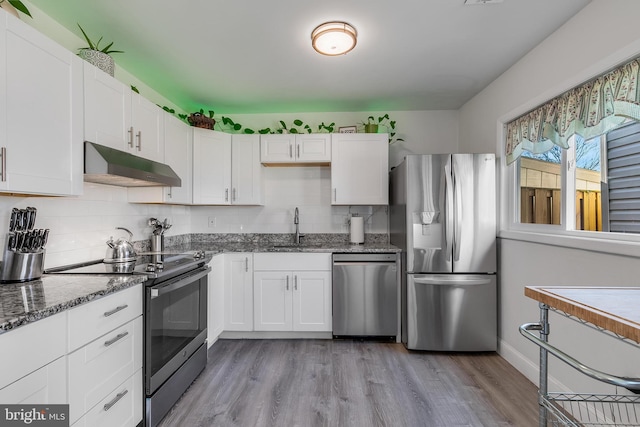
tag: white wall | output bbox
[459,0,640,392]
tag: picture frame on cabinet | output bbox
[339,126,357,133]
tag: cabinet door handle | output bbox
[104,331,129,347]
[233,188,237,202]
[296,144,300,159]
[225,188,229,202]
[289,144,293,159]
[1,147,6,182]
[294,275,298,290]
[128,127,134,147]
[333,188,337,202]
[136,131,142,150]
[245,257,248,272]
[103,389,128,411]
[286,275,289,291]
[103,304,128,317]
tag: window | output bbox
[519,146,562,226]
[506,56,640,241]
[515,123,640,236]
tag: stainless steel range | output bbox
[45,251,211,427]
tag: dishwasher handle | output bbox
[333,261,396,267]
[333,253,398,263]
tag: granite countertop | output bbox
[1,233,400,335]
[164,232,402,255]
[0,274,145,334]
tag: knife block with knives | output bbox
[1,207,49,283]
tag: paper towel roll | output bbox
[350,215,364,244]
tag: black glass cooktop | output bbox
[44,251,207,279]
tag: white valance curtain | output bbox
[505,58,640,164]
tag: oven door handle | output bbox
[149,266,211,299]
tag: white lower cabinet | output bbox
[253,253,332,332]
[71,369,142,427]
[208,254,225,346]
[0,311,66,388]
[67,284,143,426]
[68,317,142,424]
[0,356,66,404]
[223,253,254,331]
[0,284,143,427]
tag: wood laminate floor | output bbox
[158,339,539,427]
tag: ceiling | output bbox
[27,0,591,114]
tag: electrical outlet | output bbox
[208,217,216,228]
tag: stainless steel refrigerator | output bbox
[389,154,497,351]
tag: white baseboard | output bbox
[499,338,572,392]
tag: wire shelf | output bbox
[543,393,640,426]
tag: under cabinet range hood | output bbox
[84,142,181,187]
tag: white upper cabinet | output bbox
[260,134,331,164]
[128,113,192,204]
[193,129,231,204]
[84,62,164,162]
[130,92,164,161]
[232,134,262,205]
[0,11,83,196]
[193,129,262,205]
[331,133,389,205]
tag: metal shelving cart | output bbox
[521,300,640,427]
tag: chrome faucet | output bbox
[294,207,305,244]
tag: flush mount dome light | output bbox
[311,21,357,56]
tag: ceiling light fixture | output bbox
[311,21,357,56]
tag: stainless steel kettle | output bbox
[104,227,137,263]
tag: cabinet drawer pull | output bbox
[1,147,6,182]
[136,131,142,150]
[104,331,129,347]
[128,127,134,147]
[103,304,128,317]
[103,389,128,411]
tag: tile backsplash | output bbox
[0,166,388,268]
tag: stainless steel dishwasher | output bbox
[332,253,400,339]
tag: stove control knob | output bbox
[145,263,156,272]
[155,261,164,270]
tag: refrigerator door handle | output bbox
[412,276,492,286]
[454,169,463,262]
[444,161,454,262]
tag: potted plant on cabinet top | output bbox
[0,0,31,19]
[77,24,123,77]
[364,114,404,144]
[187,109,216,130]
